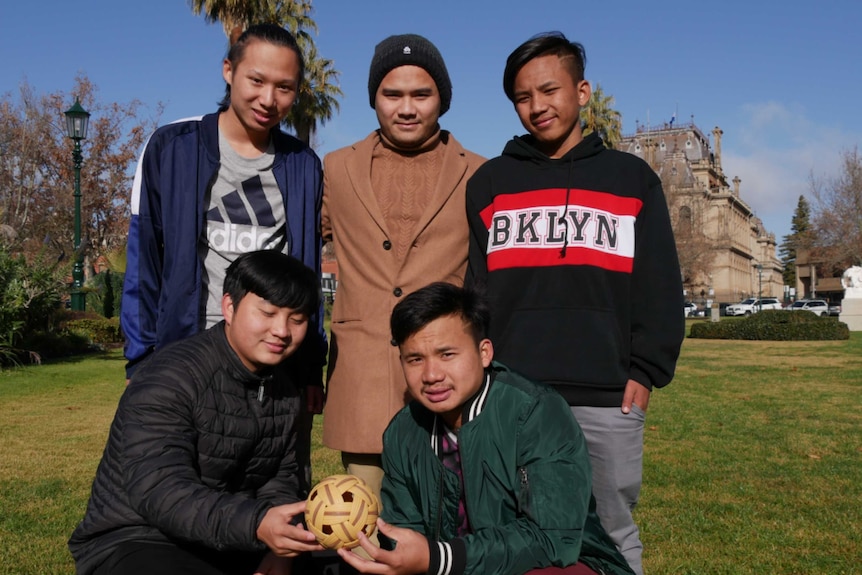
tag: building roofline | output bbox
[622,121,709,143]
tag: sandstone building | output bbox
[618,121,783,305]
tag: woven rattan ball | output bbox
[305,474,380,549]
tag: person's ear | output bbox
[479,339,494,368]
[221,293,236,325]
[577,80,592,107]
[222,58,233,87]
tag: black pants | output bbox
[296,386,314,497]
[93,543,354,575]
[93,541,264,575]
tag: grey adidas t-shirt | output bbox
[200,132,289,327]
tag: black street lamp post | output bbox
[64,98,90,312]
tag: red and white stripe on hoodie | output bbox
[479,187,642,273]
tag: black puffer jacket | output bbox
[69,323,302,575]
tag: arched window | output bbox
[678,205,693,235]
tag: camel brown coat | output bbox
[321,131,484,454]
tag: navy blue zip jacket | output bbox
[120,112,326,380]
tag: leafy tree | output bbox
[189,0,342,145]
[656,152,720,298]
[779,195,813,286]
[581,83,622,149]
[86,269,123,319]
[811,147,862,270]
[666,197,717,296]
[0,76,159,268]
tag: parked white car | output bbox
[725,297,782,316]
[788,299,829,317]
[684,302,698,317]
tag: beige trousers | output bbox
[341,452,384,551]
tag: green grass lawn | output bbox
[1,330,860,574]
[641,329,862,573]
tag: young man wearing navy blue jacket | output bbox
[120,24,326,493]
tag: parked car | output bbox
[829,302,842,317]
[725,297,782,316]
[788,299,829,317]
[684,302,698,317]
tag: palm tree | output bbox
[581,83,622,149]
[285,41,342,145]
[189,0,342,145]
[258,0,317,47]
[189,0,247,43]
[189,0,315,44]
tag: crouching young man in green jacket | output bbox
[338,282,633,575]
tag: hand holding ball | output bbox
[305,474,380,549]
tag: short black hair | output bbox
[223,250,320,316]
[390,282,490,347]
[503,31,587,102]
[218,23,305,111]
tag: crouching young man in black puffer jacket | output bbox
[69,250,325,575]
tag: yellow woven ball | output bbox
[305,474,380,549]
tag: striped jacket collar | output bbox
[430,371,493,456]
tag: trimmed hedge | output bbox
[65,317,124,345]
[689,309,850,341]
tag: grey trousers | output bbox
[571,405,646,575]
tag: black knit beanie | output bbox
[368,34,452,116]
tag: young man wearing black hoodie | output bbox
[465,32,684,575]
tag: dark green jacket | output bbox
[380,363,633,575]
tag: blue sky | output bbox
[2,0,860,242]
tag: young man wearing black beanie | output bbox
[321,34,484,503]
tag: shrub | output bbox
[18,330,92,361]
[0,248,65,364]
[0,250,63,337]
[689,309,849,340]
[86,270,124,318]
[65,317,123,345]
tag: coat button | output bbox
[383,240,392,250]
[393,287,403,297]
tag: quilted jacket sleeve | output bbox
[121,366,271,551]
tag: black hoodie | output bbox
[466,132,684,407]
